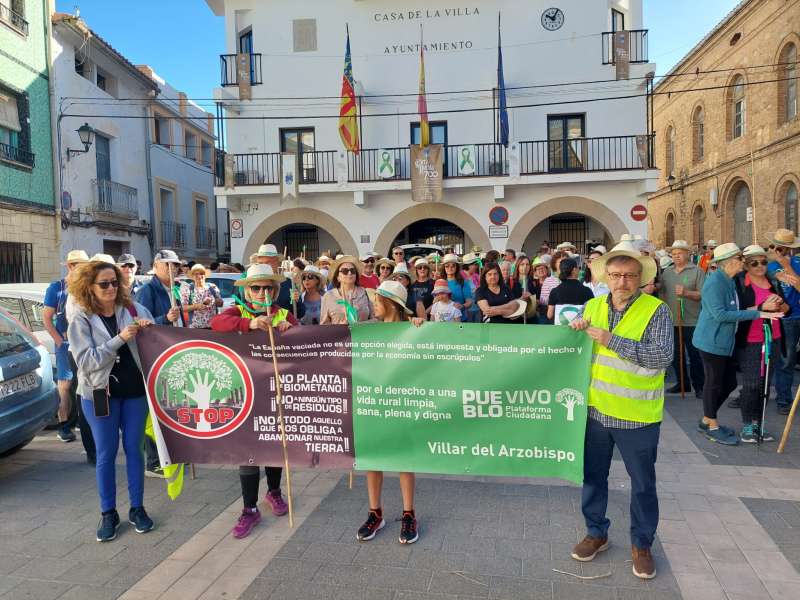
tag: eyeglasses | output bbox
[392,251,404,256]
[249,285,273,293]
[606,272,640,281]
[301,275,318,281]
[120,263,135,269]
[339,267,357,275]
[444,263,457,268]
[747,259,768,267]
[363,259,375,264]
[379,265,393,271]
[416,266,429,270]
[94,280,119,289]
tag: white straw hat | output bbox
[376,280,414,315]
[235,263,286,286]
[590,239,658,284]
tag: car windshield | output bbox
[0,311,35,358]
[207,278,236,299]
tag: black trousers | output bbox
[735,343,778,423]
[239,466,282,508]
[700,350,738,420]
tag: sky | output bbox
[55,0,742,108]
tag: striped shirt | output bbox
[589,291,674,429]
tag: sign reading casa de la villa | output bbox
[373,7,480,22]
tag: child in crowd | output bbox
[429,279,461,322]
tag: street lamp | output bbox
[67,123,95,160]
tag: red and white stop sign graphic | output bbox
[630,204,648,221]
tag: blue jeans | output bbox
[775,318,800,407]
[55,342,73,381]
[81,395,148,513]
[582,418,660,549]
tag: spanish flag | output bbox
[418,26,430,147]
[338,25,360,154]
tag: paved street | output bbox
[1,389,800,600]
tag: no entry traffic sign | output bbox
[489,206,509,226]
[630,204,648,222]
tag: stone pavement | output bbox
[0,389,799,599]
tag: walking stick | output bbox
[759,322,773,446]
[266,320,294,528]
[676,299,685,399]
[777,383,800,453]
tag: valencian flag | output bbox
[338,25,360,154]
[418,25,430,147]
[497,13,509,147]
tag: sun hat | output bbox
[442,253,461,265]
[330,255,362,279]
[116,253,137,266]
[710,242,743,263]
[190,263,210,275]
[374,257,395,271]
[765,228,800,248]
[359,251,378,262]
[414,259,431,269]
[154,249,181,264]
[64,249,89,265]
[234,263,286,287]
[89,253,116,265]
[742,244,767,258]
[461,252,479,265]
[589,239,658,284]
[556,241,576,251]
[390,263,415,283]
[591,245,607,255]
[301,264,327,287]
[669,240,691,251]
[432,279,451,295]
[660,256,674,269]
[256,243,280,257]
[316,254,333,265]
[507,299,527,319]
[376,280,414,315]
[706,239,718,248]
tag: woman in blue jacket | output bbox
[693,243,783,445]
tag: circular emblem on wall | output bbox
[541,7,565,31]
[146,340,254,439]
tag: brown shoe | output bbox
[632,546,656,579]
[571,535,609,561]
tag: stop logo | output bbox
[630,204,648,221]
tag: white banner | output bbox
[280,153,298,201]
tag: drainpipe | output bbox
[44,0,62,266]
[144,101,156,259]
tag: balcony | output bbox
[216,135,654,187]
[0,1,28,36]
[220,53,263,87]
[0,142,34,167]
[195,225,217,250]
[161,221,187,249]
[602,30,649,65]
[92,179,138,219]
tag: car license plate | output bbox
[0,372,39,398]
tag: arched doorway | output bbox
[665,213,675,247]
[519,213,613,256]
[391,218,467,254]
[264,223,342,260]
[729,181,752,247]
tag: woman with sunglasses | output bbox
[409,259,435,319]
[733,246,789,442]
[439,254,474,321]
[299,265,326,325]
[356,280,424,545]
[211,264,297,538]
[320,256,373,324]
[67,260,155,542]
[375,258,395,284]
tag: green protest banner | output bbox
[351,323,592,483]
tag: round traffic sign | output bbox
[489,206,509,226]
[630,204,648,222]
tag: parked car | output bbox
[0,284,55,362]
[0,307,58,455]
[205,273,241,309]
[399,243,444,263]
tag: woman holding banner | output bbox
[320,256,373,324]
[475,263,525,324]
[357,280,424,544]
[547,258,595,323]
[210,263,297,539]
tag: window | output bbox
[664,125,675,177]
[159,187,174,222]
[692,205,704,247]
[692,107,704,162]
[0,92,20,150]
[280,128,315,183]
[201,139,213,167]
[730,75,746,139]
[731,181,752,247]
[410,121,448,146]
[95,68,116,97]
[185,130,198,161]
[665,213,675,248]
[0,241,33,283]
[154,113,170,147]
[95,134,111,181]
[785,182,798,232]
[74,52,92,81]
[611,8,625,32]
[779,43,797,123]
[0,89,32,166]
[547,115,585,172]
[1,0,28,35]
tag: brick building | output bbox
[647,0,799,251]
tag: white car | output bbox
[204,273,242,309]
[0,284,55,361]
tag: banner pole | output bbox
[777,382,800,453]
[267,323,294,527]
[676,300,685,399]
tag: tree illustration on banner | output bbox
[555,388,585,422]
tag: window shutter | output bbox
[0,93,21,132]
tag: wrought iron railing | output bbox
[445,143,508,177]
[0,141,34,167]
[519,135,655,175]
[220,53,263,87]
[92,179,138,219]
[0,1,28,36]
[348,147,410,182]
[160,221,187,249]
[300,150,336,184]
[602,30,649,65]
[195,225,217,250]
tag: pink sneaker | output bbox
[231,508,261,539]
[265,490,288,516]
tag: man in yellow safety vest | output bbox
[568,239,674,580]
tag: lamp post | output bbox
[67,123,95,160]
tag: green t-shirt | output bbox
[660,264,705,326]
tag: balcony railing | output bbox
[519,135,654,174]
[0,1,28,36]
[602,30,648,65]
[216,135,655,187]
[92,179,138,219]
[195,225,217,250]
[220,53,263,87]
[161,221,187,249]
[0,142,34,167]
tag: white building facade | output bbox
[207,0,658,261]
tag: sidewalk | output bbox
[1,393,800,599]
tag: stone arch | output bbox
[507,196,628,250]
[243,207,358,259]
[721,175,753,247]
[775,172,800,232]
[373,203,491,255]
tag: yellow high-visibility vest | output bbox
[583,293,665,423]
[238,304,289,326]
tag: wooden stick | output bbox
[190,464,196,480]
[676,302,685,399]
[266,323,294,527]
[777,382,800,453]
[349,470,353,489]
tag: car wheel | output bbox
[0,437,34,457]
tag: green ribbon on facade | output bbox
[378,151,393,175]
[459,147,474,172]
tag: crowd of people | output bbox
[45,228,800,581]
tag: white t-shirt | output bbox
[430,300,461,322]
